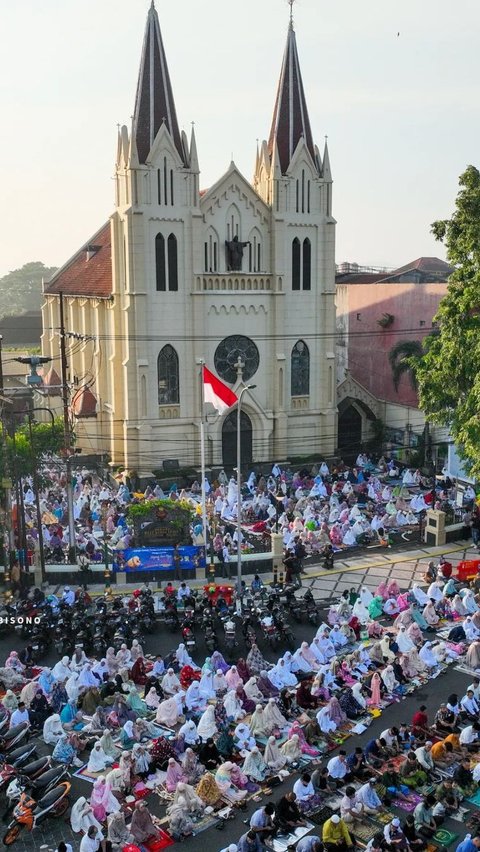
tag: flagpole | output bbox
[199,362,208,553]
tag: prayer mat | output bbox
[144,830,175,850]
[385,755,407,771]
[432,829,458,847]
[425,844,439,852]
[73,761,119,782]
[188,811,221,835]
[353,822,381,844]
[368,811,394,826]
[467,789,480,807]
[308,805,333,826]
[449,807,470,823]
[272,821,315,852]
[392,792,423,812]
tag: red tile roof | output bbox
[387,256,453,277]
[44,223,112,298]
[72,386,97,418]
[42,367,62,397]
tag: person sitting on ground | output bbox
[431,739,456,767]
[275,792,306,833]
[413,794,439,839]
[249,802,277,846]
[322,813,353,852]
[400,751,427,788]
[340,786,364,824]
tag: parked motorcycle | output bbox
[3,781,71,845]
[0,725,30,756]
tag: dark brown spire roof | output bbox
[268,25,315,175]
[133,3,184,165]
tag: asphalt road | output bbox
[0,595,473,851]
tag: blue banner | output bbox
[117,546,206,572]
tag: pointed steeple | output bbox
[133,2,184,165]
[268,23,315,175]
[323,137,332,182]
[189,124,199,173]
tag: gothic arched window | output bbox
[167,234,178,291]
[158,345,179,404]
[291,340,310,397]
[155,233,166,291]
[303,238,311,290]
[292,238,301,290]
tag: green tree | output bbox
[0,262,57,319]
[0,418,65,483]
[388,339,424,392]
[416,164,480,476]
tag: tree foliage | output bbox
[416,165,480,476]
[388,339,424,392]
[0,418,65,483]
[0,262,57,319]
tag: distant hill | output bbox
[0,262,58,319]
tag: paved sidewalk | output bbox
[53,537,477,599]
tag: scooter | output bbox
[0,725,30,755]
[0,754,46,795]
[3,781,71,845]
[3,744,39,771]
[4,766,70,820]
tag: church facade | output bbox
[41,4,337,474]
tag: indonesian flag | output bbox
[203,366,238,414]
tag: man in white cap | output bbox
[384,817,409,850]
[322,813,353,852]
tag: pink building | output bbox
[336,257,452,454]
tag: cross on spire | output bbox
[288,0,295,28]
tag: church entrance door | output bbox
[222,410,253,470]
[338,404,362,461]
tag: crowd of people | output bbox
[2,546,480,852]
[13,452,464,573]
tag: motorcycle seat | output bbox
[2,724,27,742]
[30,766,66,790]
[34,784,66,812]
[20,757,48,775]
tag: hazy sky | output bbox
[1,0,479,277]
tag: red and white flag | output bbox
[203,366,238,414]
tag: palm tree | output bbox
[388,339,424,392]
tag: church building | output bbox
[41,3,337,474]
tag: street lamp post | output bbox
[236,384,256,606]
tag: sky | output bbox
[1,0,480,277]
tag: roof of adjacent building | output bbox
[133,2,185,165]
[380,256,453,280]
[72,386,97,418]
[44,223,112,298]
[268,24,315,174]
[336,257,453,285]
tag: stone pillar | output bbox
[271,532,283,571]
[424,510,446,546]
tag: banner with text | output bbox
[117,546,206,572]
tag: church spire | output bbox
[133,2,184,165]
[267,22,315,175]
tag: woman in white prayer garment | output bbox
[87,741,114,773]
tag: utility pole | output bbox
[59,294,76,563]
